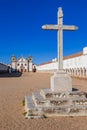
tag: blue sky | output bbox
[0,0,87,64]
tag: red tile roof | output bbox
[39,52,83,66]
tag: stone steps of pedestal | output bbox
[40,88,52,98]
[25,96,37,112]
[43,105,87,116]
[40,88,86,99]
[25,96,43,119]
[32,92,45,101]
[40,88,56,99]
[25,95,87,118]
[32,92,47,107]
[32,90,87,107]
[25,89,87,118]
[25,96,87,111]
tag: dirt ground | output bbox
[0,72,87,130]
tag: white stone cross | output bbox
[42,7,78,70]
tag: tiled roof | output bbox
[39,52,83,66]
[39,61,52,65]
[63,52,83,60]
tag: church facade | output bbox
[11,56,33,72]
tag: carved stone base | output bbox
[51,71,72,92]
[25,88,87,119]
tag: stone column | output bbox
[82,68,86,77]
[28,56,33,72]
[74,69,76,76]
[77,68,79,76]
[58,7,63,70]
[79,68,82,77]
[85,69,87,77]
[71,69,73,76]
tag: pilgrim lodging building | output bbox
[11,55,33,72]
[36,47,87,77]
[0,62,9,73]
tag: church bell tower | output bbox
[28,56,33,72]
[11,55,17,71]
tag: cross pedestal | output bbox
[51,70,72,92]
[42,7,78,92]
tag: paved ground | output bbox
[0,72,87,130]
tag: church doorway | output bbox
[20,64,25,72]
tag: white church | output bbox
[36,47,87,77]
[11,55,34,72]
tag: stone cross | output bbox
[42,7,78,70]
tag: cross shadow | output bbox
[0,71,22,78]
[72,88,78,91]
[72,87,87,97]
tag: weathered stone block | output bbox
[51,71,72,92]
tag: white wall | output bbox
[37,47,87,72]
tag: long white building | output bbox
[37,47,87,77]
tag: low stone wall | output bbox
[37,67,87,78]
[37,70,56,73]
[65,68,87,78]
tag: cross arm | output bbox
[42,25,60,30]
[62,25,78,30]
[42,25,78,31]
